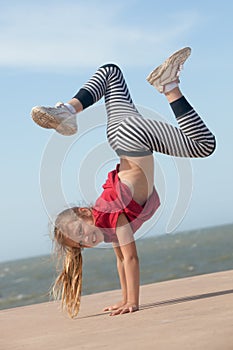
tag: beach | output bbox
[1,270,233,350]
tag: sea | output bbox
[0,223,232,311]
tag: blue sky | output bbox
[1,0,232,262]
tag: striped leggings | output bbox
[74,64,216,158]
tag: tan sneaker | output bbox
[147,47,191,93]
[31,102,77,135]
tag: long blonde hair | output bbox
[52,207,84,318]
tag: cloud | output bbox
[0,1,200,70]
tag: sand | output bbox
[1,270,233,350]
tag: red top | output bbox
[92,165,160,243]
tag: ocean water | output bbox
[0,224,232,311]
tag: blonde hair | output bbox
[52,207,84,318]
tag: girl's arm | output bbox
[103,244,127,312]
[109,213,140,316]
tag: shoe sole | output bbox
[31,107,77,136]
[147,47,191,92]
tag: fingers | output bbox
[109,305,138,316]
[103,302,138,315]
[103,305,119,312]
[103,301,125,312]
[103,306,113,311]
[110,308,128,316]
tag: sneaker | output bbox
[146,47,191,93]
[31,102,77,135]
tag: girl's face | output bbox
[64,214,104,248]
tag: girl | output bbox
[31,47,216,318]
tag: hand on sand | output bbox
[103,300,126,312]
[105,302,139,316]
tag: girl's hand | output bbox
[103,300,126,312]
[109,302,139,316]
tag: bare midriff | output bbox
[118,155,154,206]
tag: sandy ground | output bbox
[1,270,233,350]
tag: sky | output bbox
[0,0,232,262]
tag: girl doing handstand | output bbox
[31,47,216,318]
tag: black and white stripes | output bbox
[74,64,216,158]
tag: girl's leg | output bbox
[118,93,216,158]
[72,63,151,156]
[73,63,139,118]
[31,63,142,138]
[96,51,216,158]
